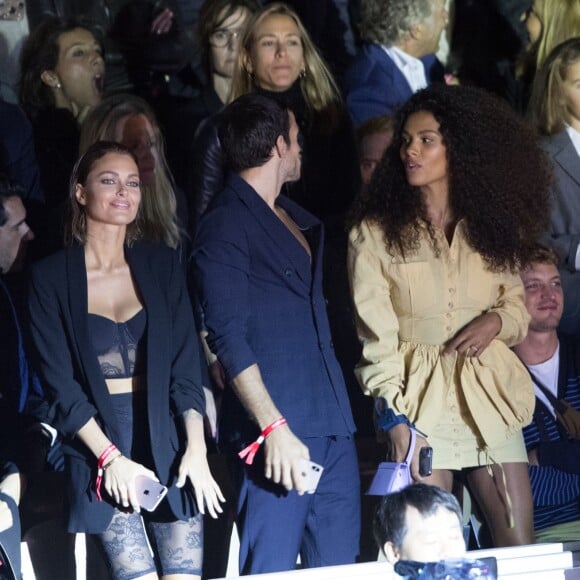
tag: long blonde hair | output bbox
[528,37,580,135]
[531,0,580,70]
[79,94,181,248]
[229,3,342,119]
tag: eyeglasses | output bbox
[209,28,243,48]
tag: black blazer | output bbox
[28,242,205,532]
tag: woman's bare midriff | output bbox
[105,375,146,395]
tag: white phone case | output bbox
[301,459,324,494]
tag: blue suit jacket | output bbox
[28,242,205,532]
[344,43,443,127]
[193,175,355,447]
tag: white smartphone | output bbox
[135,475,168,512]
[300,459,324,494]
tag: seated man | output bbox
[513,244,580,542]
[374,483,466,564]
[344,0,447,127]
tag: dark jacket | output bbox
[542,131,580,334]
[0,100,44,209]
[157,84,223,193]
[187,83,360,232]
[343,44,444,127]
[193,175,355,448]
[28,242,205,532]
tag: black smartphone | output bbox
[419,446,433,477]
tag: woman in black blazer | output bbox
[28,141,223,580]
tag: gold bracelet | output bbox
[102,452,123,471]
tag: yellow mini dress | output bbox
[348,219,533,470]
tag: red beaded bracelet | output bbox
[95,444,120,502]
[238,417,287,465]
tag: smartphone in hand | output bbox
[419,446,433,477]
[135,475,168,512]
[299,459,324,494]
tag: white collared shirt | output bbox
[382,45,428,93]
[566,124,580,158]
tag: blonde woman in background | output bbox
[80,94,184,250]
[190,2,360,226]
[523,0,580,72]
[517,0,580,111]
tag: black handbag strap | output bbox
[527,369,568,415]
[527,369,570,440]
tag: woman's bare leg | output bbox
[466,462,533,546]
[420,468,454,492]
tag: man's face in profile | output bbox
[385,505,466,564]
[0,196,34,274]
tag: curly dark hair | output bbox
[348,84,553,272]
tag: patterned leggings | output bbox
[96,510,203,580]
[97,392,203,579]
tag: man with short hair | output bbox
[513,245,580,541]
[344,0,447,126]
[0,180,34,275]
[193,93,359,574]
[374,483,466,564]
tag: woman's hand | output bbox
[443,311,502,358]
[388,423,430,482]
[103,456,157,513]
[176,448,225,519]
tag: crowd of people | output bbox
[1,0,580,579]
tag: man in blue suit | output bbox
[193,93,359,575]
[344,0,447,127]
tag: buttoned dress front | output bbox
[348,219,534,469]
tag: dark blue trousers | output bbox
[234,435,360,575]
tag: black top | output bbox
[88,309,147,379]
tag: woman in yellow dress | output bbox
[348,84,552,546]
